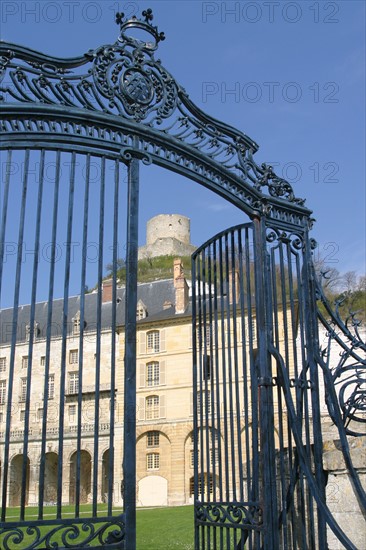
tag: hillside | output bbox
[106,255,192,285]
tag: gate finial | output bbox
[115,8,166,51]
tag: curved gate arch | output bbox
[0,9,365,550]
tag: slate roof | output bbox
[0,279,178,345]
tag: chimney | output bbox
[102,278,113,303]
[174,258,189,314]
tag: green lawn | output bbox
[137,506,194,549]
[0,505,195,550]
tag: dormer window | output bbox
[26,322,39,342]
[136,300,147,321]
[72,311,82,335]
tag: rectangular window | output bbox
[147,362,160,386]
[20,378,27,402]
[0,381,6,405]
[197,391,211,415]
[147,431,159,447]
[40,356,45,366]
[190,449,200,468]
[69,404,77,423]
[0,357,6,372]
[68,372,79,394]
[210,447,218,466]
[20,409,26,422]
[146,396,159,420]
[205,325,212,347]
[48,374,55,400]
[69,349,78,364]
[203,355,211,380]
[0,411,3,423]
[147,331,160,353]
[22,356,28,369]
[147,453,160,470]
[37,408,43,421]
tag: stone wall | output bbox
[146,214,191,245]
[323,436,366,550]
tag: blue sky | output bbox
[1,1,365,306]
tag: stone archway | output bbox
[44,452,58,504]
[69,450,92,504]
[9,455,29,507]
[137,475,168,507]
[102,449,110,503]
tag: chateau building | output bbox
[0,215,356,510]
[0,255,297,509]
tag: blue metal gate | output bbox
[192,220,366,549]
[0,9,365,550]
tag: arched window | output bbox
[189,474,214,498]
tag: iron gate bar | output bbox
[57,151,76,519]
[254,216,279,550]
[1,148,29,522]
[108,159,120,517]
[303,232,328,546]
[21,148,45,520]
[93,155,106,517]
[38,150,61,520]
[0,150,12,298]
[75,152,91,518]
[124,157,140,550]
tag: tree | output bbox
[105,258,126,275]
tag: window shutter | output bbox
[160,329,165,352]
[159,395,166,418]
[139,332,146,355]
[190,392,193,416]
[138,397,145,421]
[140,364,146,388]
[236,321,241,343]
[160,361,166,385]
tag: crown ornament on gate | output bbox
[115,8,166,51]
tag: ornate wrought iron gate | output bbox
[0,9,365,550]
[192,221,365,549]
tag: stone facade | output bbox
[323,437,366,550]
[0,255,365,548]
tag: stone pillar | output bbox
[168,424,186,506]
[323,436,366,550]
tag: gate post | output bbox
[302,229,328,547]
[123,158,140,550]
[253,217,279,549]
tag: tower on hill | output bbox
[138,214,196,260]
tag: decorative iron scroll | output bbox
[195,503,262,530]
[316,275,366,437]
[0,518,125,550]
[0,9,305,209]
